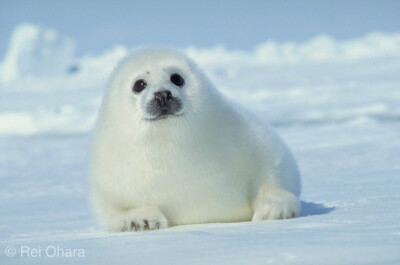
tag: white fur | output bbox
[90,47,301,232]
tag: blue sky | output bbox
[1,0,400,56]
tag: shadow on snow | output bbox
[300,201,335,217]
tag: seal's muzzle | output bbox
[146,90,182,120]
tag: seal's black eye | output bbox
[133,79,147,93]
[170,73,185,87]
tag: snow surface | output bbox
[1,24,400,264]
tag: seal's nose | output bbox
[154,90,172,107]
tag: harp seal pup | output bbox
[90,47,301,232]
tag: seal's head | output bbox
[105,47,209,123]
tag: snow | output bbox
[1,24,400,264]
[0,24,75,83]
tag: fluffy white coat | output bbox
[90,47,301,232]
